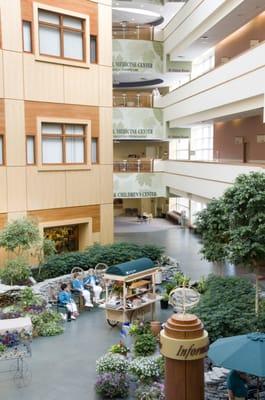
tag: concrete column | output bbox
[160,313,209,400]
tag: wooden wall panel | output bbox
[0,213,7,229]
[0,100,5,132]
[21,0,98,35]
[24,101,99,137]
[28,205,100,232]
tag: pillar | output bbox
[160,313,209,400]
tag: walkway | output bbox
[115,217,235,280]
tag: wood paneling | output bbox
[28,205,100,232]
[0,100,4,132]
[0,213,7,229]
[21,0,98,35]
[25,101,99,137]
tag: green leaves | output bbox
[196,172,265,267]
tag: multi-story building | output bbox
[0,0,113,259]
[112,0,265,226]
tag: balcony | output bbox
[113,93,153,108]
[114,159,154,173]
[112,24,154,41]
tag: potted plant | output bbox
[160,293,169,309]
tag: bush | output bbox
[129,321,152,336]
[0,258,31,285]
[32,242,164,281]
[129,356,164,383]
[95,373,129,398]
[31,310,64,337]
[134,333,157,357]
[193,275,265,342]
[135,382,165,400]
[96,353,129,375]
[109,343,129,356]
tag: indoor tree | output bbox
[196,172,265,314]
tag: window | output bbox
[38,10,85,61]
[41,123,86,164]
[169,138,189,160]
[23,21,32,52]
[191,48,215,79]
[90,35,97,63]
[91,138,98,163]
[190,125,213,161]
[26,136,35,165]
[0,135,3,165]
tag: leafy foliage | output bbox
[31,310,64,337]
[96,353,129,375]
[196,172,265,267]
[95,373,129,398]
[32,242,164,281]
[129,356,164,383]
[19,287,44,309]
[0,258,31,285]
[134,333,157,357]
[0,218,40,255]
[193,275,265,342]
[135,382,165,400]
[109,343,129,356]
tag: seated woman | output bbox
[72,272,93,308]
[58,283,78,321]
[83,269,103,304]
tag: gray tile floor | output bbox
[0,217,253,399]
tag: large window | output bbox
[190,125,213,161]
[41,123,86,164]
[169,138,189,160]
[38,10,85,61]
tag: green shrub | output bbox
[0,257,31,285]
[32,242,164,281]
[134,333,157,357]
[96,353,129,375]
[109,343,129,356]
[129,356,164,383]
[193,275,265,342]
[31,310,64,337]
[129,321,151,336]
[95,373,129,398]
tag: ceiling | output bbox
[112,1,185,28]
[170,0,265,60]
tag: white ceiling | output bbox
[170,0,265,61]
[112,1,185,28]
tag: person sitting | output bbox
[227,370,248,400]
[58,283,78,321]
[83,269,103,304]
[72,272,93,308]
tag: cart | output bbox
[103,258,162,327]
[0,317,32,387]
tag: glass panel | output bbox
[90,36,97,63]
[42,123,62,135]
[63,16,82,30]
[27,137,35,164]
[92,138,98,163]
[39,10,60,25]
[0,136,3,165]
[42,137,62,163]
[39,26,60,56]
[66,138,84,163]
[23,21,32,52]
[65,125,84,135]
[63,31,83,60]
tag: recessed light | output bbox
[201,36,208,40]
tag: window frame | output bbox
[22,20,33,53]
[0,134,5,166]
[26,135,36,165]
[37,117,91,171]
[33,3,90,68]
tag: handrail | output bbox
[113,94,153,108]
[113,159,154,173]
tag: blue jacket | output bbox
[58,291,72,305]
[72,278,84,291]
[83,275,97,286]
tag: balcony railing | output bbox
[114,159,154,173]
[112,25,154,41]
[113,94,153,108]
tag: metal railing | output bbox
[113,94,153,108]
[113,159,154,173]
[112,26,154,41]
